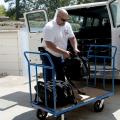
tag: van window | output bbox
[93,18,100,27]
[69,15,81,32]
[26,12,47,33]
[110,0,120,27]
[86,17,93,27]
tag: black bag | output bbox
[34,80,76,108]
[64,55,90,81]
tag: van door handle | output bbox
[41,38,43,43]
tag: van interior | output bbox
[67,5,111,65]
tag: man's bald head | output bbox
[56,8,69,26]
[57,8,69,17]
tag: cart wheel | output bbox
[94,100,104,112]
[36,109,47,120]
[56,115,67,120]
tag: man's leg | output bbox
[51,56,65,81]
[41,51,65,81]
[41,55,52,81]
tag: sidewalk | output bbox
[0,75,120,120]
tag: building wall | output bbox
[0,30,22,75]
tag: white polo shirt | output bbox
[43,20,75,57]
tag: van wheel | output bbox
[94,100,104,112]
[36,109,47,120]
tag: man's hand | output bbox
[74,48,80,55]
[63,51,71,59]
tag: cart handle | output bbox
[24,51,54,69]
[87,45,117,59]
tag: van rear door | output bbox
[24,10,48,63]
[24,10,48,52]
[108,0,120,70]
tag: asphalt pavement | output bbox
[0,75,120,120]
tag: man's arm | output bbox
[69,37,80,53]
[45,41,70,59]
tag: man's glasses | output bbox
[60,17,68,22]
[61,18,68,22]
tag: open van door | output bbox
[24,10,48,63]
[24,10,48,51]
[108,0,120,70]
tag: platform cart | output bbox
[24,45,117,120]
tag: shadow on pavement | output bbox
[0,91,32,110]
[12,110,38,120]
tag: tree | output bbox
[0,5,6,16]
[28,0,97,19]
[27,0,72,19]
[70,0,96,4]
[5,0,72,20]
[4,0,29,20]
[6,7,16,20]
[4,0,105,20]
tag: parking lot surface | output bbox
[0,76,120,120]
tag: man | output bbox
[42,8,79,81]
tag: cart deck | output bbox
[75,87,111,101]
[31,86,112,116]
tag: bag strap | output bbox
[67,53,91,80]
[80,56,90,80]
[65,55,90,95]
[65,80,78,104]
[67,79,86,95]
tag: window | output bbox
[26,12,47,33]
[93,18,100,27]
[110,0,120,27]
[86,17,93,27]
[68,15,81,32]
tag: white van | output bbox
[24,0,120,79]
